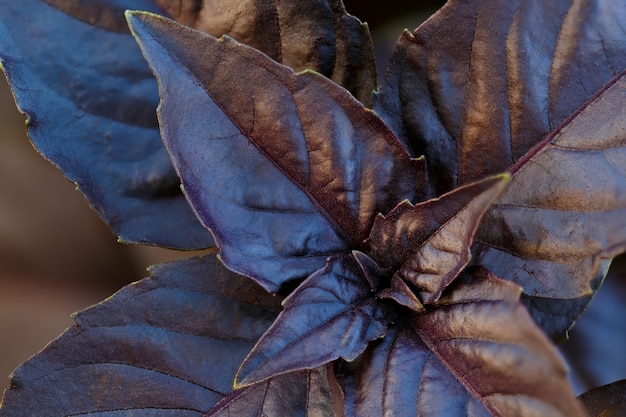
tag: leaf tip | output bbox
[580,283,594,297]
[487,172,511,189]
[124,9,170,44]
[496,171,512,184]
[123,9,144,31]
[481,172,511,199]
[232,379,244,390]
[233,368,255,390]
[124,9,157,24]
[402,28,415,38]
[300,68,320,76]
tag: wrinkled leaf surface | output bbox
[0,0,375,249]
[0,0,214,249]
[375,0,626,336]
[341,268,586,417]
[369,174,509,303]
[128,11,426,292]
[236,252,387,387]
[206,365,344,417]
[376,0,626,191]
[477,71,626,298]
[154,0,377,105]
[579,379,626,417]
[0,255,281,416]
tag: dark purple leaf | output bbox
[519,270,605,342]
[341,268,586,417]
[476,71,626,300]
[579,380,626,417]
[369,174,509,303]
[128,11,427,292]
[378,274,424,312]
[206,365,344,417]
[0,0,373,250]
[375,0,626,192]
[559,255,626,391]
[0,0,214,249]
[0,255,281,416]
[154,0,377,106]
[235,252,387,388]
[374,0,626,334]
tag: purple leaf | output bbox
[235,252,387,387]
[206,365,344,417]
[578,380,626,417]
[376,0,626,192]
[0,0,376,249]
[375,0,626,336]
[477,71,626,299]
[128,11,427,292]
[559,255,626,391]
[0,255,281,416]
[369,174,509,303]
[342,268,586,417]
[378,274,424,312]
[154,0,377,105]
[0,0,214,249]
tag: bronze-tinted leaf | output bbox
[579,380,626,417]
[342,268,586,417]
[154,0,377,105]
[476,71,626,299]
[375,0,626,336]
[377,274,424,312]
[0,255,281,416]
[369,174,509,303]
[0,0,215,249]
[128,11,426,292]
[206,365,344,417]
[376,0,626,192]
[42,0,142,33]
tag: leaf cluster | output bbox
[1,1,626,416]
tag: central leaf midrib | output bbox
[160,27,357,246]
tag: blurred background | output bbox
[1,0,624,399]
[0,75,203,383]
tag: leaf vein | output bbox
[65,406,205,416]
[32,362,227,396]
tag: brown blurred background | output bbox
[0,74,203,383]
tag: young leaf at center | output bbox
[369,174,510,304]
[341,268,587,417]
